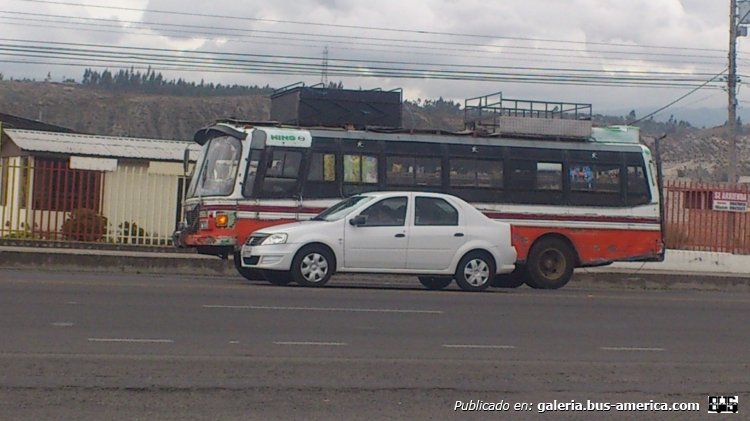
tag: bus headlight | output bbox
[260,233,287,245]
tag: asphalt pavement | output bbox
[0,269,747,420]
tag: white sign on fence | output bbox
[70,156,118,172]
[713,190,749,212]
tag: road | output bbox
[0,269,747,420]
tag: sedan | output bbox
[240,191,516,291]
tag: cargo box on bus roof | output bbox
[270,83,402,129]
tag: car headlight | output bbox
[260,233,288,245]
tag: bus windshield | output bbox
[311,195,374,221]
[187,136,242,198]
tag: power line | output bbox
[629,69,728,124]
[0,39,728,84]
[0,11,730,64]
[17,0,730,54]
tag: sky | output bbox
[0,0,748,125]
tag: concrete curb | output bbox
[0,247,235,276]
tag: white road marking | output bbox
[229,341,240,344]
[273,341,347,346]
[203,304,442,314]
[65,302,78,305]
[52,322,74,327]
[600,346,666,352]
[87,338,174,343]
[442,344,517,349]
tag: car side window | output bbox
[359,197,407,227]
[415,197,458,226]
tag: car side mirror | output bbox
[349,215,367,226]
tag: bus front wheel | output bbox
[525,238,575,289]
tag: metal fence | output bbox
[1,157,186,245]
[664,180,750,254]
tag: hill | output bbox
[0,80,747,180]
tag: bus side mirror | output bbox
[349,215,366,226]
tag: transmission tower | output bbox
[321,46,329,86]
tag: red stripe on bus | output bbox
[197,204,659,225]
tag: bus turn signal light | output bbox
[215,214,229,227]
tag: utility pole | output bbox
[729,0,738,184]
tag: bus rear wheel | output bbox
[418,276,452,290]
[525,238,575,289]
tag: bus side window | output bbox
[387,156,442,188]
[627,166,650,205]
[242,150,261,197]
[343,154,379,196]
[258,149,303,197]
[304,152,339,198]
[568,163,622,207]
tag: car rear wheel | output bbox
[454,251,494,292]
[418,276,453,290]
[525,238,575,289]
[291,245,334,287]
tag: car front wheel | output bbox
[454,251,494,292]
[291,245,334,287]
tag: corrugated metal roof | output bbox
[4,129,201,161]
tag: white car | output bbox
[240,191,517,291]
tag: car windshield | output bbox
[312,195,374,221]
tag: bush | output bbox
[118,221,150,244]
[60,208,107,241]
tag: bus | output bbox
[173,120,664,289]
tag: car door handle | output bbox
[454,233,464,237]
[395,233,406,238]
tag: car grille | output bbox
[247,234,269,246]
[242,256,260,266]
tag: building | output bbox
[0,125,199,245]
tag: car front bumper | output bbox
[240,243,298,271]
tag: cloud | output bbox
[0,0,740,116]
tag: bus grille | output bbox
[185,207,200,233]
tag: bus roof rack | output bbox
[464,91,593,140]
